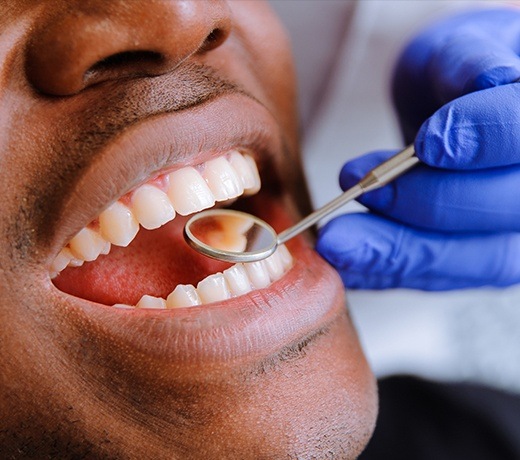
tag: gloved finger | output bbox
[415,84,520,169]
[341,150,520,232]
[392,7,520,142]
[428,33,520,105]
[316,213,520,290]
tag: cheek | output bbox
[229,1,298,145]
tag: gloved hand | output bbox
[316,7,520,290]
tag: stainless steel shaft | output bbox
[276,145,419,245]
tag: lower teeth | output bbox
[117,245,293,310]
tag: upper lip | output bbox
[49,92,284,260]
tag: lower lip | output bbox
[53,242,345,365]
[50,174,343,363]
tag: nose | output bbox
[26,0,232,96]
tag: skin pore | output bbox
[0,1,377,458]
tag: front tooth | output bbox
[69,227,108,262]
[197,273,231,304]
[223,264,252,296]
[229,151,258,191]
[264,252,284,282]
[244,261,270,289]
[202,157,243,201]
[131,184,175,230]
[166,284,201,308]
[136,295,166,309]
[167,167,215,215]
[99,201,139,247]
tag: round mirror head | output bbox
[184,209,278,263]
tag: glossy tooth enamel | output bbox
[136,295,167,309]
[109,246,293,310]
[55,152,259,268]
[131,184,175,230]
[167,166,215,216]
[243,154,261,194]
[245,261,271,289]
[223,263,252,296]
[263,251,284,281]
[50,247,75,276]
[229,150,257,191]
[69,227,108,262]
[100,241,111,255]
[99,201,139,247]
[197,273,231,304]
[202,157,243,201]
[68,258,84,268]
[277,244,293,269]
[52,151,297,309]
[166,284,201,308]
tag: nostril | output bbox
[199,28,229,53]
[85,50,165,84]
[27,1,232,96]
[88,50,163,74]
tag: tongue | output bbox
[53,217,231,306]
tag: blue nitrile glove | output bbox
[393,7,520,144]
[317,7,520,290]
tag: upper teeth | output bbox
[51,150,261,276]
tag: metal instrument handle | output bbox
[277,145,418,245]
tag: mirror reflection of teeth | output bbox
[205,231,248,253]
[50,150,261,277]
[114,244,293,310]
[190,212,257,253]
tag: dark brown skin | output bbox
[0,1,377,458]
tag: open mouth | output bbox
[41,94,344,364]
[51,149,294,309]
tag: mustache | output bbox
[71,61,245,149]
[14,62,250,254]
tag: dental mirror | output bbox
[184,209,277,263]
[184,145,419,263]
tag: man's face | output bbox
[0,1,376,458]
